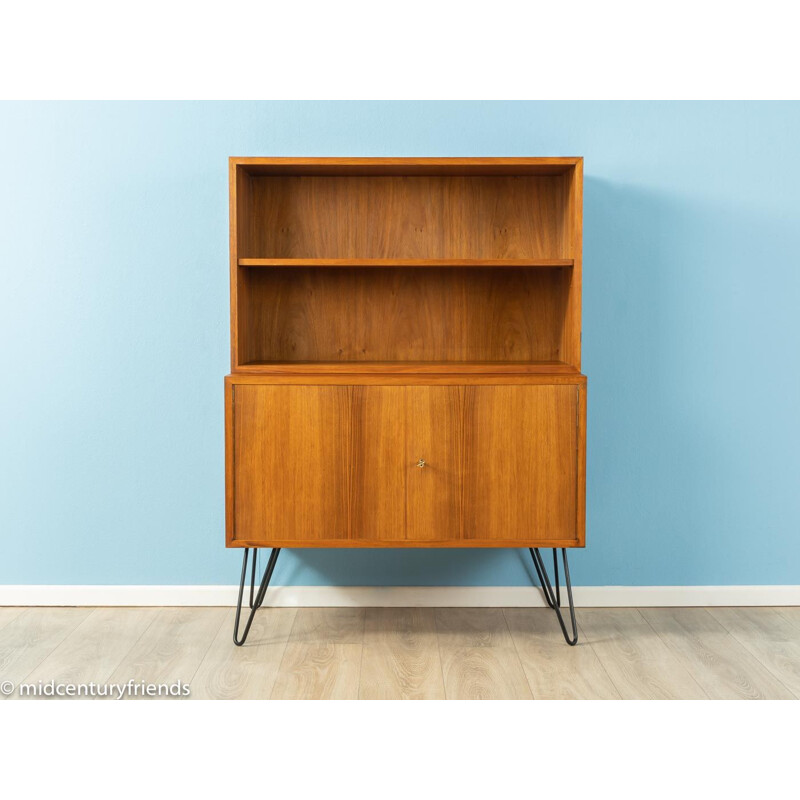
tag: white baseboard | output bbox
[1,585,799,607]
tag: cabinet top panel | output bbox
[231,156,582,177]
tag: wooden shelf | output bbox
[238,258,574,268]
[236,360,579,375]
[232,157,581,176]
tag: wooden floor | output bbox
[1,606,799,699]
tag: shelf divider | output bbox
[238,257,574,268]
[235,361,580,375]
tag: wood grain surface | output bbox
[232,385,351,543]
[270,609,367,699]
[708,607,800,696]
[349,387,407,541]
[191,608,296,700]
[237,266,571,366]
[405,387,465,542]
[23,608,158,699]
[439,647,533,700]
[359,608,445,699]
[504,608,620,699]
[107,607,227,699]
[462,385,580,543]
[640,608,795,699]
[240,175,571,259]
[229,384,582,546]
[578,609,708,699]
[230,158,583,372]
[3,606,798,701]
[0,608,93,693]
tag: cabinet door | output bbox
[350,387,406,541]
[463,385,580,544]
[231,385,350,543]
[405,386,464,542]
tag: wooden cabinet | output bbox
[227,382,585,547]
[225,158,586,551]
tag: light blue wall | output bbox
[1,102,798,587]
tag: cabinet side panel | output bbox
[463,385,579,543]
[576,382,587,546]
[232,165,257,368]
[225,379,235,545]
[232,385,350,543]
[229,162,239,370]
[561,161,583,369]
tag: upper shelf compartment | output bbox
[232,158,582,262]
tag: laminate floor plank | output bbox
[288,608,366,644]
[191,608,297,700]
[359,608,445,700]
[0,608,25,632]
[23,607,159,699]
[641,608,794,700]
[708,608,800,698]
[271,607,366,699]
[504,608,620,699]
[0,608,94,697]
[439,645,532,700]
[434,608,514,648]
[580,609,708,699]
[108,607,228,699]
[271,642,362,700]
[434,608,531,699]
[775,607,800,632]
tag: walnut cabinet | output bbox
[225,158,586,551]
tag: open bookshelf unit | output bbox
[230,158,583,375]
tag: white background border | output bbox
[2,1,797,100]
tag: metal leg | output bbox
[529,548,578,646]
[528,547,555,609]
[233,547,281,646]
[248,549,258,609]
[233,545,574,646]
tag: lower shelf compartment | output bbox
[236,360,579,375]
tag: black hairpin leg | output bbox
[529,548,578,645]
[233,547,281,646]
